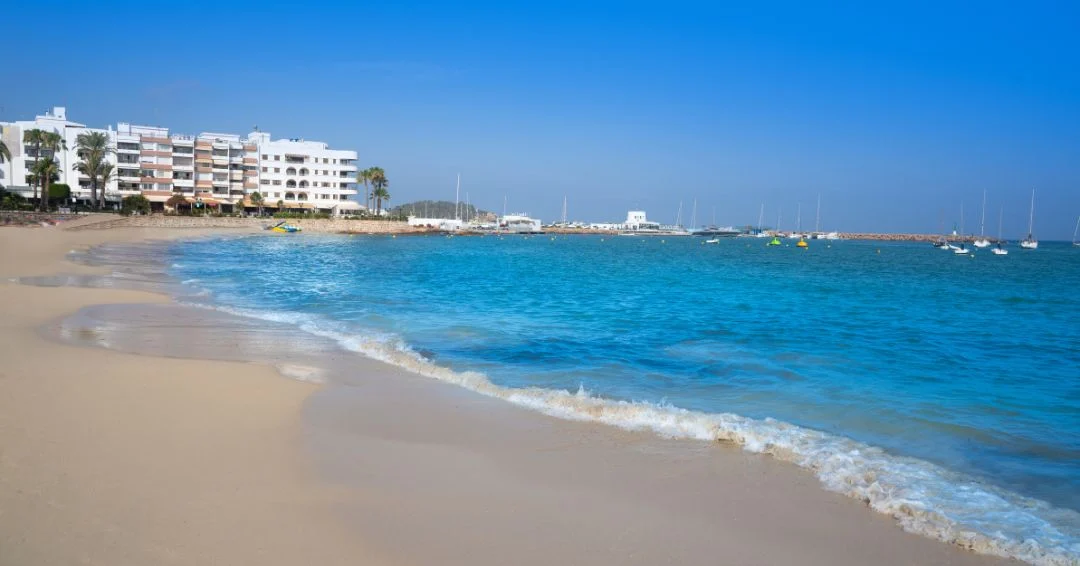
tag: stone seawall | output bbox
[65,215,430,234]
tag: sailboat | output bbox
[1072,215,1079,247]
[789,203,803,239]
[992,206,1008,255]
[952,203,971,254]
[973,190,991,247]
[755,203,769,237]
[1020,189,1038,249]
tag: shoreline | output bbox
[3,211,1024,242]
[1,225,1021,565]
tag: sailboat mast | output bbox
[561,196,567,224]
[777,207,782,233]
[796,203,802,233]
[757,203,764,232]
[691,199,697,230]
[998,206,1004,240]
[454,173,461,221]
[1073,215,1080,245]
[1028,188,1036,237]
[980,189,987,236]
[815,194,821,233]
[675,201,683,227]
[960,202,965,237]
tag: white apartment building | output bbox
[247,132,360,213]
[1,106,360,213]
[0,107,119,203]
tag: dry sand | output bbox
[0,225,1011,565]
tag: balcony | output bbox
[140,135,170,145]
[196,180,213,189]
[141,163,172,171]
[173,178,195,188]
[140,150,171,158]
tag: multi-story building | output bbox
[0,107,118,204]
[1,106,360,214]
[247,132,360,213]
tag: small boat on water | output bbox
[703,238,720,244]
[974,190,991,248]
[767,236,782,246]
[992,207,1008,255]
[1020,189,1038,249]
[1072,215,1079,247]
[267,221,302,233]
[953,243,970,255]
[933,239,951,249]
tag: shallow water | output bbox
[68,234,1080,565]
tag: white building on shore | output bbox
[1,106,360,214]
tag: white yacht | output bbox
[499,213,543,234]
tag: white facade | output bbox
[248,132,359,213]
[0,106,119,204]
[1,106,360,213]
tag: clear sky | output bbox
[5,1,1078,237]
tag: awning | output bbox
[335,200,363,210]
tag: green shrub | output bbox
[120,195,151,216]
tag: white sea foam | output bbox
[187,303,1080,566]
[275,364,326,384]
[181,278,201,285]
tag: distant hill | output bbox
[389,200,496,222]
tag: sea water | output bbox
[167,234,1080,565]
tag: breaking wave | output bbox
[191,302,1080,566]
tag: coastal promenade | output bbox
[55,214,432,234]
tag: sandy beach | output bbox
[0,224,1012,566]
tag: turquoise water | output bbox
[169,234,1080,564]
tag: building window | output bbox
[260,179,269,185]
[274,168,280,173]
[261,154,267,159]
[261,167,267,172]
[274,155,280,161]
[286,167,296,175]
[272,180,281,186]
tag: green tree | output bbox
[356,168,372,213]
[74,131,113,210]
[0,138,10,164]
[250,191,264,216]
[365,167,385,214]
[24,130,66,211]
[371,169,390,215]
[98,163,115,209]
[276,199,284,212]
[32,157,60,212]
[120,195,151,216]
[49,183,72,204]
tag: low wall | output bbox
[64,214,431,234]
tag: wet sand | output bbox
[0,226,1011,565]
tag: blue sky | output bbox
[5,1,1079,237]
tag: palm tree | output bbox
[24,130,66,211]
[367,167,386,213]
[356,168,372,213]
[370,169,389,215]
[250,191,264,216]
[33,157,60,211]
[74,131,113,210]
[0,139,10,164]
[98,163,115,210]
[23,129,46,203]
